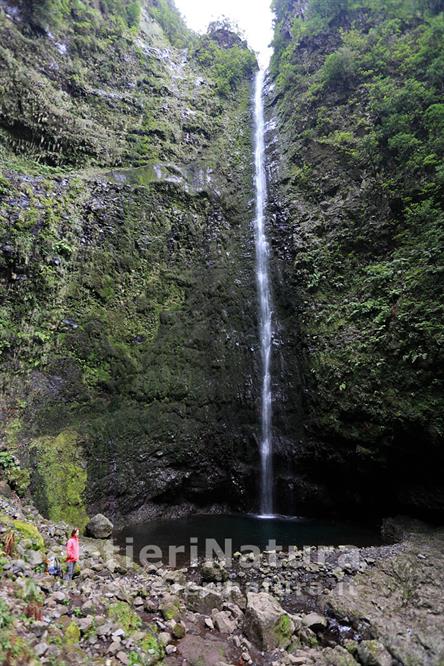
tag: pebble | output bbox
[108,641,121,654]
[158,631,172,646]
[112,629,125,638]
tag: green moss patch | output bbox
[64,621,81,645]
[108,602,142,634]
[139,626,165,663]
[273,613,294,648]
[30,430,88,529]
[0,513,44,551]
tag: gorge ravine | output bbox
[0,0,443,529]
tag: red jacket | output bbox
[66,535,80,562]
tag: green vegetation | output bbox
[270,0,444,503]
[126,1,142,28]
[30,431,89,529]
[137,627,165,663]
[0,600,13,629]
[195,33,257,97]
[20,580,45,605]
[0,452,30,496]
[160,598,180,621]
[0,513,45,551]
[0,632,35,666]
[148,0,189,46]
[274,614,294,646]
[320,47,357,89]
[272,0,444,83]
[108,602,142,633]
[64,621,81,645]
[29,0,71,31]
[29,0,142,33]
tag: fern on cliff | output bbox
[269,0,444,487]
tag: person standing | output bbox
[65,528,80,580]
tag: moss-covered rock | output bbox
[64,621,81,646]
[139,627,165,664]
[273,612,294,648]
[108,601,142,634]
[171,622,186,639]
[30,431,88,529]
[243,592,294,651]
[159,595,181,622]
[0,513,45,551]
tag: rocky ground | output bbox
[0,487,443,665]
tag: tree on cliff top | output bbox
[193,19,256,97]
[207,17,247,48]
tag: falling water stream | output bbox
[115,73,383,564]
[253,69,274,517]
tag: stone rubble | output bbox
[1,490,443,664]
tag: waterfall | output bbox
[253,69,274,517]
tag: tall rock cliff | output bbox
[0,0,259,525]
[267,0,444,518]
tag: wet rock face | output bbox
[265,1,444,519]
[0,1,261,523]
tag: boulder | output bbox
[322,646,360,665]
[34,643,49,657]
[0,481,14,498]
[301,612,328,630]
[159,594,181,621]
[25,549,44,567]
[163,569,186,585]
[201,561,228,583]
[381,516,429,544]
[172,622,186,639]
[85,514,113,539]
[222,602,243,620]
[158,631,172,646]
[185,585,224,614]
[212,610,237,634]
[243,592,294,650]
[224,585,247,609]
[10,559,27,574]
[357,640,392,666]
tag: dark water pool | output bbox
[115,513,382,567]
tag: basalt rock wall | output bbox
[266,0,444,519]
[0,0,261,526]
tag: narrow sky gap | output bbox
[174,0,274,67]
